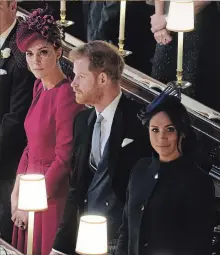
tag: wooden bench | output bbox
[0,238,23,255]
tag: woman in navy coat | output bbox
[116,92,215,255]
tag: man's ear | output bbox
[98,72,108,85]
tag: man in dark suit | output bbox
[50,41,151,255]
[0,0,34,242]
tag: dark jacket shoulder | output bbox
[75,107,93,122]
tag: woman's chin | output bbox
[32,71,45,79]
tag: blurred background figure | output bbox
[82,1,156,74]
[151,1,220,111]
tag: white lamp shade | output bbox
[166,1,194,32]
[18,174,48,211]
[75,215,108,255]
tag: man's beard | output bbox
[75,88,104,106]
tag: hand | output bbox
[11,174,23,215]
[154,29,172,45]
[150,14,167,33]
[12,210,28,230]
[11,193,18,216]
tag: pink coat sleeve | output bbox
[45,84,84,198]
[16,79,41,175]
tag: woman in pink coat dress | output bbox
[10,8,83,255]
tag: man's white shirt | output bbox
[96,91,122,156]
[0,19,16,49]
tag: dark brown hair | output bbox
[71,41,124,83]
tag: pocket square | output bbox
[0,69,7,75]
[121,138,134,147]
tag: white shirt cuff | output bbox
[52,248,68,255]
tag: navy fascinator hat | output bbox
[138,85,181,125]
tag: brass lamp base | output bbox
[167,80,193,97]
[120,49,132,57]
[167,80,192,90]
[56,20,75,27]
[118,39,132,57]
[168,70,192,90]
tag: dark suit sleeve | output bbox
[0,64,33,168]
[185,172,215,255]
[116,185,129,255]
[53,117,80,255]
[92,1,120,41]
[53,171,78,254]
